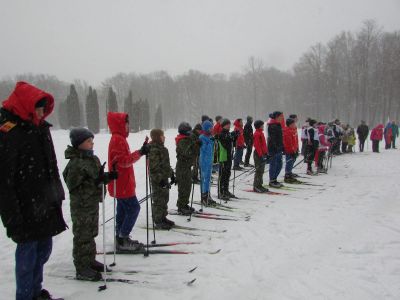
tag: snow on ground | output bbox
[1,130,400,300]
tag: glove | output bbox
[108,171,118,180]
[159,179,171,189]
[170,173,176,185]
[139,143,150,156]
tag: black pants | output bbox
[392,138,397,148]
[359,138,366,152]
[244,140,253,165]
[219,159,232,194]
[341,142,348,153]
[372,140,380,153]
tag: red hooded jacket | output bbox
[370,124,384,141]
[2,81,54,126]
[253,128,268,157]
[107,112,142,198]
[283,126,298,154]
[213,122,222,136]
[234,119,245,148]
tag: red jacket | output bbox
[253,128,268,157]
[213,123,222,136]
[2,81,54,126]
[283,126,298,154]
[370,124,384,141]
[107,112,142,198]
[234,119,245,148]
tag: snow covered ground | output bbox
[1,129,399,300]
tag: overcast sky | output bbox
[0,0,399,85]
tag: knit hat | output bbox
[70,128,94,148]
[150,129,164,143]
[269,111,283,119]
[254,120,264,129]
[215,115,222,122]
[289,114,297,119]
[309,119,317,126]
[178,122,192,135]
[246,116,253,123]
[286,118,295,127]
[201,115,210,123]
[202,120,213,133]
[35,98,47,108]
[193,123,202,132]
[221,118,231,127]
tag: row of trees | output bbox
[0,20,398,129]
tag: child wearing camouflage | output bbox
[63,128,117,281]
[148,129,176,230]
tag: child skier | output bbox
[384,122,393,149]
[347,127,356,153]
[304,119,319,175]
[315,123,331,173]
[253,120,269,193]
[371,124,384,153]
[267,111,285,188]
[63,128,118,281]
[233,118,245,171]
[243,116,254,167]
[175,122,198,215]
[107,112,149,251]
[283,118,299,183]
[148,129,176,229]
[199,120,217,205]
[191,123,202,184]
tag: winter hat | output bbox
[215,115,222,122]
[289,114,297,120]
[269,111,283,119]
[193,123,202,132]
[35,98,47,108]
[178,122,192,135]
[202,120,213,133]
[221,119,231,127]
[150,129,164,143]
[201,115,210,123]
[286,118,295,127]
[246,116,253,123]
[254,120,264,129]
[309,119,317,127]
[70,127,94,148]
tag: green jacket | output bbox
[63,146,102,212]
[148,142,174,184]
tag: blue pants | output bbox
[116,197,141,238]
[285,154,296,175]
[16,237,52,300]
[200,162,212,194]
[234,147,244,167]
[269,152,283,182]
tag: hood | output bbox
[267,118,281,126]
[108,112,128,137]
[233,119,243,128]
[318,125,326,134]
[2,81,54,126]
[175,133,189,145]
[64,145,93,159]
[376,124,384,130]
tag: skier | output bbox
[253,120,269,193]
[347,126,356,153]
[243,116,254,167]
[212,116,223,174]
[304,119,319,175]
[107,112,149,251]
[218,119,238,200]
[233,118,245,171]
[283,118,299,183]
[63,128,118,281]
[332,119,343,155]
[301,118,311,156]
[267,111,285,188]
[391,121,399,149]
[341,124,350,153]
[191,123,202,184]
[384,122,393,149]
[315,123,331,173]
[0,82,67,300]
[213,115,223,135]
[370,124,384,153]
[199,120,217,205]
[356,120,369,152]
[148,129,176,229]
[175,122,198,215]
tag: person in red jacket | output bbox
[213,115,223,136]
[212,115,223,174]
[233,118,245,171]
[253,120,269,193]
[370,124,384,153]
[283,118,299,183]
[107,112,149,251]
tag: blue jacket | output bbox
[199,134,214,170]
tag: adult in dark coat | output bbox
[356,120,369,152]
[0,82,67,300]
[243,116,254,167]
[267,111,284,187]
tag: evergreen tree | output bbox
[86,87,100,133]
[66,84,81,127]
[58,100,68,129]
[154,104,163,129]
[143,98,150,130]
[106,86,118,113]
[131,100,140,132]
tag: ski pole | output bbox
[98,183,107,292]
[199,167,204,212]
[148,171,156,245]
[187,180,195,222]
[232,163,236,197]
[144,154,149,257]
[110,164,117,267]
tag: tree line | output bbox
[0,20,399,130]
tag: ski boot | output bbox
[91,260,111,273]
[155,221,173,230]
[177,205,193,216]
[163,217,175,227]
[269,180,283,188]
[117,236,144,251]
[33,289,63,300]
[76,268,103,282]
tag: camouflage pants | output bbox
[253,152,265,188]
[71,209,98,272]
[176,163,192,208]
[192,156,200,180]
[151,183,169,223]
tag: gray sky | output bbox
[1,0,399,85]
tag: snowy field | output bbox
[1,129,400,300]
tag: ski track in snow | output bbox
[1,130,400,299]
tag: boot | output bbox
[91,260,111,273]
[33,289,60,300]
[220,192,230,201]
[201,193,209,205]
[117,237,144,251]
[290,173,299,178]
[269,181,283,188]
[76,268,103,282]
[163,217,175,226]
[254,186,266,193]
[154,221,172,230]
[284,175,297,184]
[226,191,236,198]
[232,165,244,171]
[177,206,193,216]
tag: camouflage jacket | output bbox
[148,142,174,184]
[176,134,197,166]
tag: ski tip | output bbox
[98,285,107,292]
[186,278,197,286]
[189,266,198,273]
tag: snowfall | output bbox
[1,129,399,300]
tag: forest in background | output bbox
[0,20,399,131]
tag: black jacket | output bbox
[219,128,234,161]
[357,124,369,140]
[267,122,283,154]
[0,108,67,243]
[243,121,254,145]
